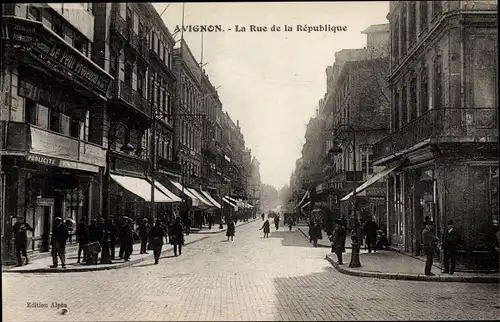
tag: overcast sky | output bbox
[155,2,389,190]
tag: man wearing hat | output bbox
[422,220,439,276]
[50,217,69,268]
[330,219,347,265]
[442,220,459,274]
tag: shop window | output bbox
[37,104,50,129]
[50,110,60,133]
[420,66,429,115]
[60,114,70,136]
[419,1,428,33]
[29,5,42,21]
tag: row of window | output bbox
[392,1,443,64]
[27,4,90,58]
[179,119,201,154]
[392,56,442,131]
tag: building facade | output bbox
[1,3,112,259]
[374,0,498,270]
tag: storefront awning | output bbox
[226,196,242,207]
[340,164,400,201]
[110,174,173,203]
[222,197,238,210]
[148,177,182,203]
[201,190,222,209]
[169,180,199,207]
[243,202,254,208]
[296,190,310,208]
[301,201,311,209]
[187,188,214,208]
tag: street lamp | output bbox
[328,123,361,268]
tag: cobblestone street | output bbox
[3,220,499,321]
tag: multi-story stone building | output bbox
[91,3,178,222]
[1,3,113,259]
[374,0,498,270]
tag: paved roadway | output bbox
[3,220,499,321]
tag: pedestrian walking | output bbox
[260,219,270,238]
[422,221,439,276]
[118,217,127,259]
[226,218,235,241]
[108,217,118,260]
[149,219,166,264]
[50,217,69,268]
[122,218,134,261]
[311,221,323,247]
[75,217,88,263]
[137,218,150,254]
[274,215,280,230]
[13,216,33,266]
[170,217,184,256]
[261,213,265,221]
[442,220,459,275]
[330,219,347,265]
[287,216,294,231]
[184,217,191,236]
[363,217,379,253]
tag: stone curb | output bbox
[325,254,499,284]
[4,236,211,274]
[191,218,259,235]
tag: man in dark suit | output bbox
[422,221,439,276]
[442,220,459,274]
[50,217,69,268]
[363,217,379,253]
[13,216,34,266]
[330,219,347,265]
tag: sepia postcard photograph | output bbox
[0,1,498,321]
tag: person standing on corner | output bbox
[137,218,150,254]
[13,216,33,266]
[226,218,236,241]
[170,217,185,256]
[50,217,69,268]
[108,217,118,260]
[363,217,379,253]
[260,219,270,238]
[442,220,459,275]
[75,217,88,264]
[330,219,347,265]
[422,221,439,276]
[149,219,166,264]
[274,215,280,230]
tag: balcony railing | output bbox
[110,7,127,41]
[374,108,498,161]
[126,27,139,52]
[157,156,182,175]
[108,81,151,116]
[138,37,149,63]
[1,121,106,167]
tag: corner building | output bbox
[375,1,498,271]
[1,4,112,259]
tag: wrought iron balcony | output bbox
[157,156,182,175]
[108,81,151,116]
[373,108,498,161]
[110,7,127,41]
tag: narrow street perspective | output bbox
[3,220,499,321]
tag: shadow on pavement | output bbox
[269,230,316,248]
[133,262,157,268]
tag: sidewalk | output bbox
[3,233,210,274]
[296,225,352,249]
[191,217,259,234]
[325,249,499,284]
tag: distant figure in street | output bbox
[137,218,150,254]
[422,221,439,276]
[442,220,459,275]
[261,213,265,221]
[274,216,280,230]
[118,217,127,260]
[149,220,166,264]
[330,219,347,265]
[363,217,379,253]
[50,217,69,268]
[260,219,270,238]
[75,217,88,263]
[100,218,112,264]
[13,216,33,266]
[108,217,118,260]
[170,217,185,256]
[226,218,235,241]
[287,216,294,231]
[310,221,323,247]
[184,217,192,236]
[376,230,389,250]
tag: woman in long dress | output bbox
[226,218,235,241]
[260,219,270,238]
